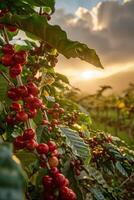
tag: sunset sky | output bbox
[52,0,134,93]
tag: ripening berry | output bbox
[16,110,28,122]
[42,120,50,125]
[51,149,59,157]
[6,114,15,125]
[23,129,35,140]
[32,97,42,109]
[27,82,39,96]
[60,187,77,200]
[50,167,59,176]
[51,119,59,126]
[53,103,60,109]
[48,156,59,168]
[27,108,37,118]
[54,173,66,187]
[26,139,38,150]
[14,50,27,64]
[23,94,34,104]
[14,136,25,150]
[36,143,49,154]
[7,87,20,101]
[47,141,57,152]
[2,54,14,66]
[42,175,53,188]
[9,64,22,78]
[18,85,28,97]
[6,25,17,32]
[2,44,14,54]
[10,102,22,112]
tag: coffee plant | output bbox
[0,1,134,200]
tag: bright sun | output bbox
[81,70,102,80]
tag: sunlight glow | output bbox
[81,70,102,80]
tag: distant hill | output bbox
[73,70,134,94]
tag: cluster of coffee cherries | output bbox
[86,134,113,162]
[0,8,17,32]
[0,44,42,125]
[64,112,79,126]
[41,103,65,132]
[1,42,77,199]
[1,44,26,78]
[42,166,77,200]
[70,159,83,176]
[14,129,77,200]
[6,81,42,125]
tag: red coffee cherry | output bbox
[60,187,77,200]
[47,141,57,152]
[42,175,53,188]
[7,87,20,101]
[36,143,49,154]
[26,139,38,150]
[23,94,34,104]
[2,54,14,66]
[50,167,59,176]
[14,136,25,150]
[27,82,39,96]
[9,64,22,78]
[18,85,28,97]
[16,110,28,122]
[27,108,37,118]
[10,102,22,112]
[23,129,35,140]
[53,103,60,109]
[32,97,42,109]
[6,114,15,125]
[2,44,14,54]
[14,50,27,64]
[6,25,17,32]
[42,120,50,125]
[54,173,66,187]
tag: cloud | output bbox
[52,0,134,67]
[51,0,134,92]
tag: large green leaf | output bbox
[0,14,103,68]
[0,144,25,200]
[90,187,106,200]
[88,166,108,188]
[60,127,91,162]
[115,161,128,177]
[19,0,55,11]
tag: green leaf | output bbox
[0,144,25,200]
[0,70,8,101]
[35,168,48,188]
[104,143,123,160]
[15,150,37,169]
[56,73,69,84]
[90,187,106,200]
[20,0,55,11]
[115,161,128,177]
[60,127,91,163]
[0,14,103,68]
[88,166,108,188]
